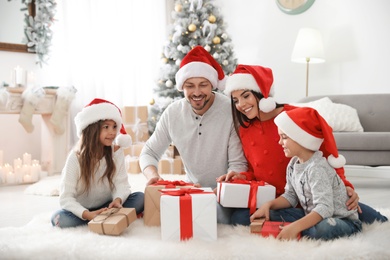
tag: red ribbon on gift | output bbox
[218,179,265,215]
[160,188,211,240]
[153,180,193,189]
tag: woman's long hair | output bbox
[230,90,284,135]
[77,120,116,193]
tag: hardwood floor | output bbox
[1,167,389,228]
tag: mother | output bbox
[217,64,388,226]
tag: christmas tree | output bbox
[148,0,237,134]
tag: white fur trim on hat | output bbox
[175,62,219,91]
[259,97,276,113]
[327,154,346,168]
[274,111,323,151]
[224,74,259,96]
[115,134,132,148]
[74,103,122,138]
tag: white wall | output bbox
[216,0,390,103]
[1,0,390,166]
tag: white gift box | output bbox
[160,188,217,241]
[217,181,276,209]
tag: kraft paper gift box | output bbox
[127,158,141,174]
[256,220,301,239]
[250,218,266,234]
[217,180,276,213]
[158,157,182,174]
[160,188,217,241]
[88,208,137,236]
[143,180,194,226]
[123,143,145,157]
[122,106,149,143]
[122,106,148,124]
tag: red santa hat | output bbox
[74,98,132,148]
[274,107,346,168]
[175,45,226,91]
[224,64,276,113]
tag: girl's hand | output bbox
[83,208,108,221]
[108,198,123,209]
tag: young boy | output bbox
[250,107,362,240]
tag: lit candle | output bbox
[0,166,4,184]
[31,163,41,182]
[15,165,23,184]
[14,158,22,170]
[23,174,32,183]
[0,150,3,166]
[23,153,32,166]
[14,65,25,86]
[7,171,16,184]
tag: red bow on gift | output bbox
[153,180,193,188]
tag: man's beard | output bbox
[187,94,210,112]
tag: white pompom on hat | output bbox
[224,64,276,113]
[74,98,132,148]
[274,107,346,168]
[175,45,226,91]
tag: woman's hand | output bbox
[346,186,362,213]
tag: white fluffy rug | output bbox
[2,174,388,259]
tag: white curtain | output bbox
[41,0,167,144]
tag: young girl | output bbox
[51,98,144,228]
[250,107,362,240]
[218,64,387,226]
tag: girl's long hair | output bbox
[230,90,284,135]
[77,120,116,193]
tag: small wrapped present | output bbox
[122,106,149,143]
[122,106,148,124]
[123,143,145,157]
[160,188,217,241]
[158,157,182,174]
[250,218,266,234]
[88,208,137,236]
[126,157,141,174]
[143,180,194,226]
[250,218,301,239]
[217,180,276,214]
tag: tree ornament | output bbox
[166,80,173,88]
[175,59,181,66]
[175,4,182,12]
[208,15,216,23]
[212,36,221,44]
[204,45,211,52]
[213,52,219,59]
[222,60,229,66]
[188,24,197,32]
[161,57,168,64]
[221,33,228,40]
[149,98,155,105]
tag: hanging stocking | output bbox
[19,87,45,133]
[50,86,77,135]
